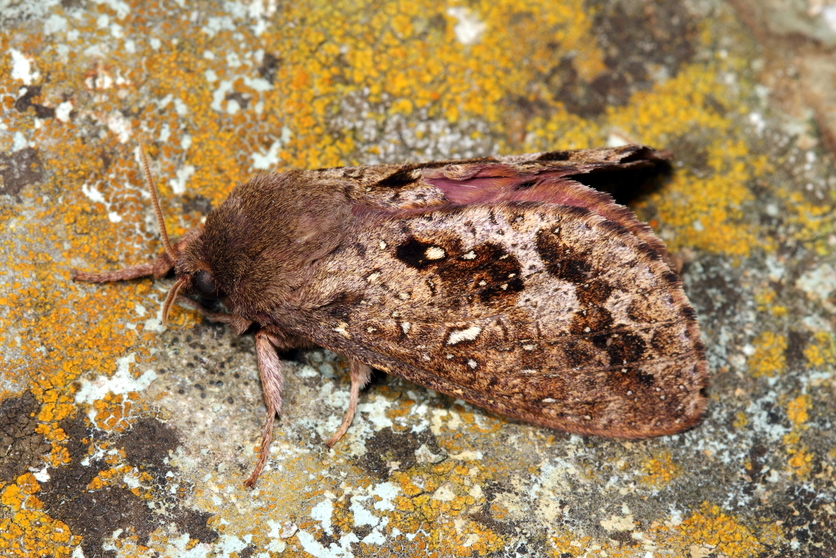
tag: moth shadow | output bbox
[572,157,673,207]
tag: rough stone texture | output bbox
[1,0,835,557]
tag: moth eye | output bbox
[193,270,219,298]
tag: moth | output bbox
[74,144,709,487]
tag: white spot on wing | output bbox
[425,246,446,260]
[462,250,477,260]
[467,359,478,369]
[447,325,482,345]
[400,322,411,334]
[333,322,351,338]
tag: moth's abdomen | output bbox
[305,202,708,438]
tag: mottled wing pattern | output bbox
[301,202,708,439]
[329,144,674,263]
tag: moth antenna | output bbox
[161,276,186,327]
[138,142,178,261]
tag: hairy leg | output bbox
[326,360,372,448]
[244,329,286,488]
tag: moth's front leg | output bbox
[72,250,174,283]
[244,329,286,488]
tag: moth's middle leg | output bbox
[326,360,372,447]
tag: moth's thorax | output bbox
[176,173,358,320]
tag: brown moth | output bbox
[74,144,708,487]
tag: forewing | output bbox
[300,202,707,439]
[329,144,673,263]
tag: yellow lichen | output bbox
[0,0,791,555]
[778,190,836,257]
[733,410,749,429]
[755,289,788,318]
[747,332,787,377]
[640,450,682,488]
[804,331,836,369]
[782,395,814,478]
[648,502,764,558]
[786,394,811,428]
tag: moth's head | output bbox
[180,267,223,300]
[174,258,224,299]
[134,143,230,326]
[160,235,227,325]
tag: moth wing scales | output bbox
[298,201,707,439]
[349,145,673,265]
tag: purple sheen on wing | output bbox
[422,169,671,263]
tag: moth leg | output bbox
[72,250,174,283]
[72,227,200,283]
[244,330,285,488]
[325,360,372,448]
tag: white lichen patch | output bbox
[600,505,636,532]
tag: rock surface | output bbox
[1,0,835,556]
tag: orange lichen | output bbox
[784,443,814,478]
[92,391,145,432]
[546,501,773,558]
[0,475,78,558]
[384,462,505,554]
[0,0,796,555]
[547,529,593,557]
[0,511,79,558]
[640,450,682,488]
